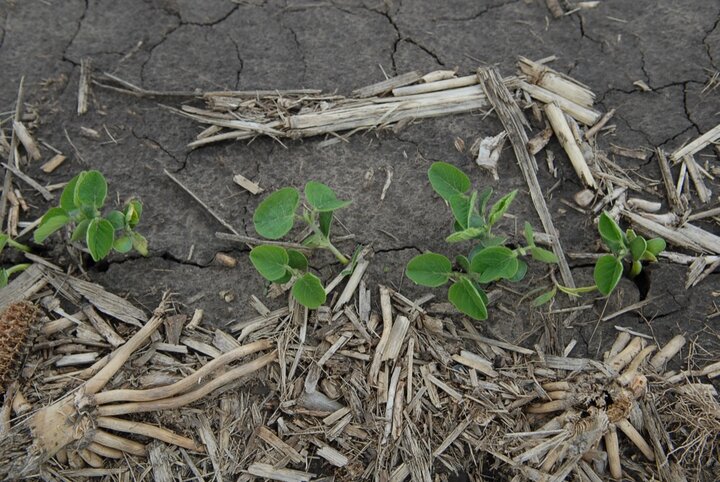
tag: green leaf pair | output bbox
[593,212,665,295]
[405,253,489,320]
[249,245,325,309]
[34,170,148,262]
[250,181,353,311]
[253,182,350,241]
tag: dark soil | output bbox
[1,0,719,379]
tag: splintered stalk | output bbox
[97,417,203,451]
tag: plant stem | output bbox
[306,220,348,265]
[7,238,30,252]
[6,263,30,276]
[325,239,349,265]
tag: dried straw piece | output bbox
[670,123,720,161]
[352,71,422,98]
[518,57,595,108]
[478,67,575,288]
[40,154,66,173]
[96,417,202,451]
[545,103,597,188]
[77,58,92,115]
[12,120,41,161]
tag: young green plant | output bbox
[405,162,558,320]
[0,234,31,288]
[34,170,148,261]
[534,211,666,305]
[249,181,351,309]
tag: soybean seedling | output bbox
[34,170,148,261]
[249,181,351,309]
[0,234,31,288]
[405,162,557,320]
[533,211,666,305]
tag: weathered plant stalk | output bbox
[97,416,203,451]
[98,351,277,416]
[94,339,272,404]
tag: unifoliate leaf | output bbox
[469,246,519,283]
[292,273,326,309]
[448,277,488,320]
[71,219,91,242]
[106,210,125,230]
[530,246,558,264]
[532,286,557,307]
[125,199,143,228]
[276,271,293,284]
[446,227,485,243]
[0,269,8,288]
[629,236,647,262]
[60,173,82,212]
[304,181,351,212]
[131,232,149,256]
[626,229,637,243]
[287,249,308,271]
[455,255,470,272]
[86,218,114,262]
[509,259,528,282]
[75,170,108,209]
[406,253,453,287]
[319,211,333,237]
[477,235,507,249]
[34,208,70,243]
[250,245,289,282]
[524,222,535,247]
[428,162,470,201]
[630,260,642,278]
[478,187,493,216]
[487,190,517,227]
[113,235,133,253]
[253,187,300,240]
[449,194,471,230]
[598,212,625,253]
[594,254,623,296]
[646,238,666,256]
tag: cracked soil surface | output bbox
[1,0,719,360]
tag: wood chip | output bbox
[40,154,66,173]
[233,174,263,194]
[352,71,422,98]
[12,120,41,161]
[78,58,92,115]
[247,462,313,481]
